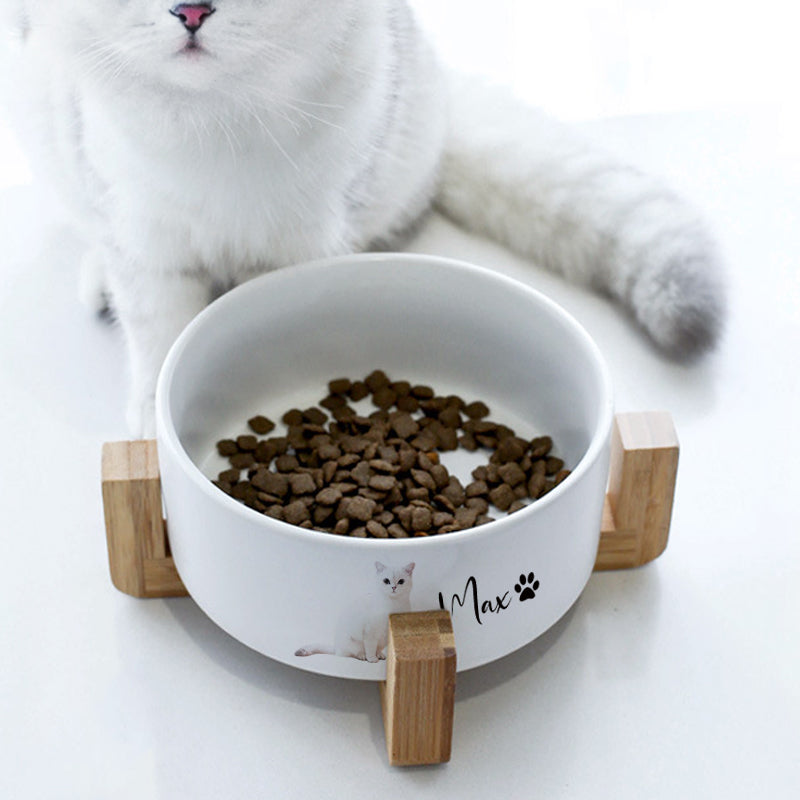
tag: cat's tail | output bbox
[294,644,335,657]
[435,74,726,360]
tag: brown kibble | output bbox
[497,462,526,487]
[247,415,275,435]
[284,500,310,525]
[348,381,369,401]
[429,463,450,489]
[366,520,389,538]
[372,386,397,410]
[432,511,455,529]
[458,432,478,451]
[527,473,548,498]
[529,459,547,477]
[465,480,489,498]
[454,506,479,528]
[411,384,434,399]
[320,393,348,411]
[530,436,553,458]
[216,439,239,456]
[321,460,338,483]
[328,378,352,395]
[364,369,390,392]
[495,436,527,463]
[435,426,459,451]
[289,472,317,495]
[411,506,433,532]
[432,493,456,513]
[465,496,489,515]
[390,412,419,440]
[441,476,466,507]
[464,400,490,419]
[368,458,398,474]
[489,483,515,511]
[438,406,462,429]
[411,469,436,491]
[485,463,502,484]
[229,452,255,470]
[387,523,409,539]
[390,380,411,397]
[256,491,281,505]
[282,408,304,426]
[332,404,356,421]
[396,394,419,412]
[545,456,565,475]
[275,454,300,472]
[316,486,343,506]
[554,469,571,486]
[341,495,377,522]
[302,407,328,425]
[253,470,290,498]
[313,505,334,524]
[317,443,342,461]
[368,474,397,492]
[332,481,358,496]
[406,486,430,502]
[471,465,488,482]
[215,373,569,537]
[350,460,372,487]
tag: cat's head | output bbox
[22,1,357,93]
[374,562,415,597]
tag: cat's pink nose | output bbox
[170,3,216,33]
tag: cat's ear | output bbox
[375,561,387,573]
[403,562,416,575]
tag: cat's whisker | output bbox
[282,102,344,132]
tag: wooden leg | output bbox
[594,411,679,571]
[101,440,187,598]
[380,611,457,767]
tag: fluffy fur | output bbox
[1,1,725,435]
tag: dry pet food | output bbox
[213,370,571,538]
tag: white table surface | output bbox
[2,9,799,800]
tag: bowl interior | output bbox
[159,254,611,493]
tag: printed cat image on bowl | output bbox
[295,562,416,663]
[155,253,614,679]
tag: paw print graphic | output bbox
[514,572,540,602]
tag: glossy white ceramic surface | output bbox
[155,254,613,679]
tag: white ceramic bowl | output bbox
[155,253,613,679]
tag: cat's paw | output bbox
[127,393,157,439]
[366,655,380,663]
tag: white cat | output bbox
[295,561,415,662]
[0,2,726,435]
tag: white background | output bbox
[1,2,799,798]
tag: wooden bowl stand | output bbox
[101,411,678,766]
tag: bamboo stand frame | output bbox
[101,411,678,766]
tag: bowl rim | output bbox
[155,252,614,550]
